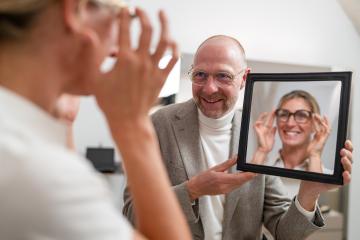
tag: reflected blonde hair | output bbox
[277,90,320,114]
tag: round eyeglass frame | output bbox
[187,65,245,87]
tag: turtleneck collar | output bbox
[198,107,235,131]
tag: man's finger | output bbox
[345,140,353,152]
[232,172,257,184]
[211,156,237,172]
[341,157,352,174]
[343,171,351,185]
[341,148,353,163]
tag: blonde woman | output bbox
[253,90,350,197]
[0,1,191,239]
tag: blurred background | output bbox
[73,1,360,239]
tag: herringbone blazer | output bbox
[123,99,323,240]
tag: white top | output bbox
[198,108,235,240]
[0,87,133,240]
[267,154,334,198]
[266,155,317,220]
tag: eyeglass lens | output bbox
[190,70,234,86]
[276,109,312,123]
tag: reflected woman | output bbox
[253,90,332,176]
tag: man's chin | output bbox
[199,107,225,119]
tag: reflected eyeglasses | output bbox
[275,109,313,124]
[188,67,245,87]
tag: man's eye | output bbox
[216,73,232,81]
[193,71,207,79]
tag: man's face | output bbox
[191,39,246,119]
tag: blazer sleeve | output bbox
[123,182,200,226]
[263,175,324,240]
[123,108,200,226]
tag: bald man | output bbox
[123,35,326,240]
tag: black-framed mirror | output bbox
[237,72,351,184]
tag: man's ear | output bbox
[61,0,97,43]
[240,67,251,89]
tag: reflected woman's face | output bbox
[277,97,313,148]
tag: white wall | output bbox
[74,0,360,238]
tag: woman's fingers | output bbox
[136,8,153,54]
[152,10,170,64]
[162,41,179,76]
[118,8,131,50]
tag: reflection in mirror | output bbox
[246,81,341,178]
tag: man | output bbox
[123,35,353,240]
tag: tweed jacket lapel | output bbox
[222,109,243,233]
[172,100,207,179]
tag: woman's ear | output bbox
[62,0,82,33]
[61,0,98,45]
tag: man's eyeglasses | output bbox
[275,109,313,124]
[188,67,245,87]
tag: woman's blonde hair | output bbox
[0,0,55,40]
[0,0,125,41]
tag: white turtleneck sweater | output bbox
[198,108,235,240]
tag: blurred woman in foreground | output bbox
[0,0,191,239]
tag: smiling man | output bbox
[123,35,354,240]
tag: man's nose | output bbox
[202,76,219,94]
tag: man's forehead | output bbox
[193,43,245,71]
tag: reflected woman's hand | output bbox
[251,111,277,165]
[306,114,331,172]
[254,111,277,154]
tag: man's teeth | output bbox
[204,98,221,103]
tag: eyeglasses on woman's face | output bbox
[275,109,313,124]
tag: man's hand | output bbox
[186,157,256,201]
[298,140,353,211]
